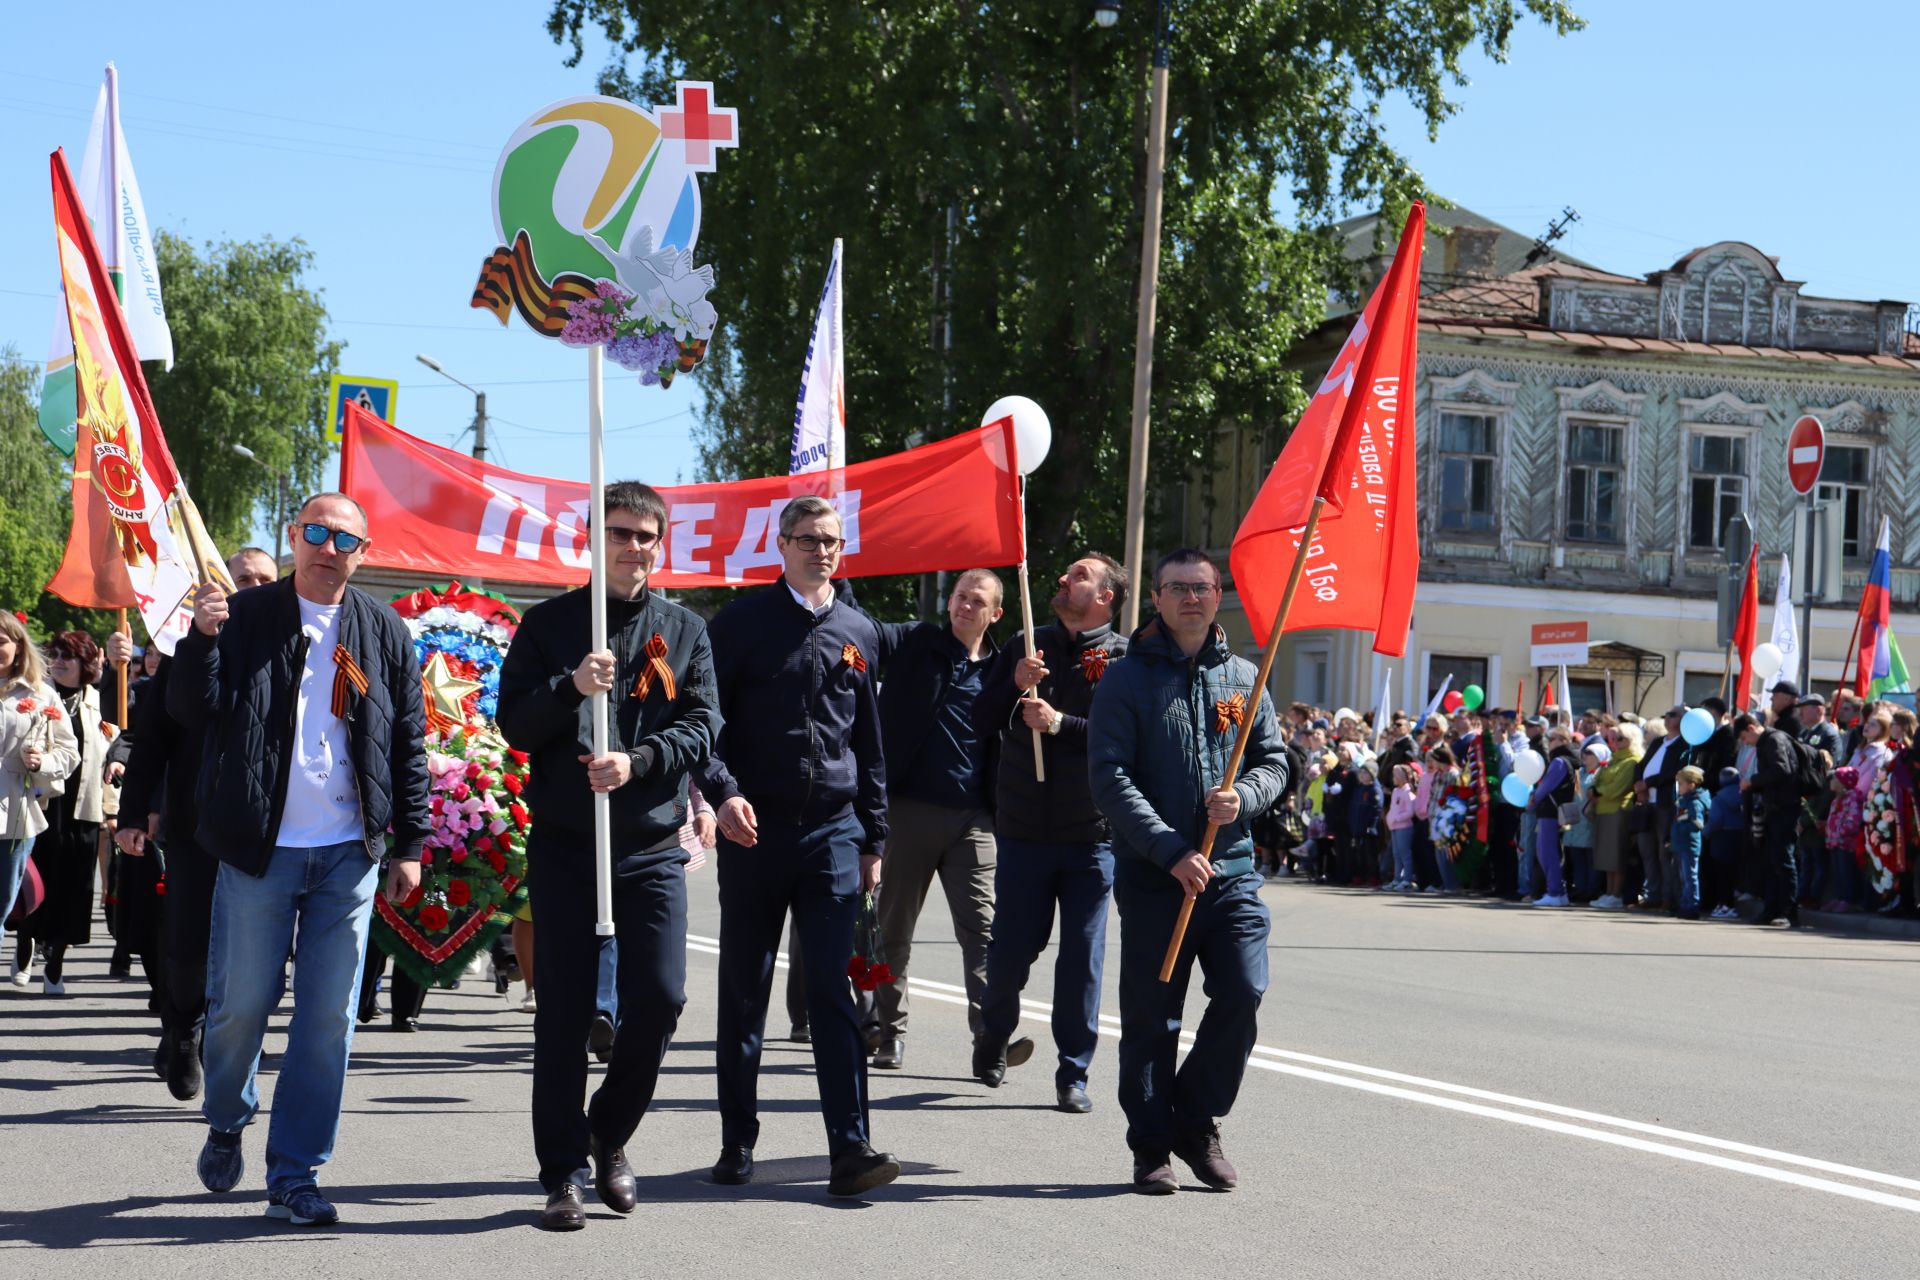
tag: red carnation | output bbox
[465,761,482,778]
[450,848,468,863]
[42,707,62,721]
[419,851,434,866]
[11,611,24,625]
[447,879,472,906]
[155,877,167,897]
[420,903,450,931]
[495,834,513,854]
[15,699,35,714]
[508,749,529,765]
[870,963,896,986]
[510,803,529,827]
[402,883,425,909]
[846,956,869,981]
[503,775,523,796]
[487,852,506,873]
[430,797,444,815]
[474,774,496,791]
[451,784,470,802]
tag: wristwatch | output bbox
[1045,711,1064,736]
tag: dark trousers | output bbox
[979,837,1114,1090]
[1412,825,1438,890]
[158,838,218,1040]
[1757,805,1801,921]
[359,944,428,1023]
[1113,864,1269,1155]
[1489,806,1519,897]
[715,809,870,1157]
[530,837,688,1193]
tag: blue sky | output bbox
[1,1,1912,538]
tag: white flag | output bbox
[1767,552,1798,692]
[1371,668,1393,751]
[1420,674,1452,722]
[40,63,173,458]
[788,239,845,474]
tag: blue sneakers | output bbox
[196,1129,244,1193]
[266,1185,339,1227]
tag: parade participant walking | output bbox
[1,611,80,983]
[860,569,1003,1072]
[1089,549,1288,1195]
[169,495,428,1228]
[696,495,899,1198]
[117,547,278,1100]
[498,481,722,1231]
[972,553,1129,1111]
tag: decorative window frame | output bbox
[1426,368,1518,546]
[1677,391,1766,558]
[1554,379,1645,553]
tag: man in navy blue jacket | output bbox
[498,481,722,1231]
[1089,549,1288,1196]
[697,495,899,1198]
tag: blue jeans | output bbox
[0,835,36,960]
[203,841,378,1195]
[1388,827,1414,883]
[1517,813,1537,896]
[1674,838,1701,914]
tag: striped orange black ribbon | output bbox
[1080,648,1109,683]
[630,633,677,702]
[842,643,868,674]
[332,645,369,718]
[1214,692,1246,734]
[469,230,600,336]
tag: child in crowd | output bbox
[1703,765,1745,919]
[1385,763,1418,892]
[1670,765,1708,920]
[1304,752,1334,882]
[1349,761,1384,888]
[1425,744,1462,895]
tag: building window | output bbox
[1818,445,1871,559]
[1687,433,1748,550]
[1565,420,1624,544]
[1681,670,1728,707]
[1427,654,1489,707]
[1437,411,1498,535]
[1294,645,1330,707]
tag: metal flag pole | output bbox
[587,344,614,937]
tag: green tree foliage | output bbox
[0,349,97,640]
[146,230,341,550]
[546,0,1580,617]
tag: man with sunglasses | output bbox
[498,480,722,1231]
[1088,549,1288,1196]
[697,494,900,1198]
[168,495,430,1228]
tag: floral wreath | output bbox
[370,582,531,989]
[1863,765,1902,896]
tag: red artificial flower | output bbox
[420,850,435,866]
[11,611,25,625]
[430,797,445,815]
[420,904,450,931]
[42,706,63,721]
[450,783,470,802]
[450,848,468,863]
[447,879,472,906]
[495,833,513,854]
[465,761,482,779]
[155,877,167,897]
[402,883,425,909]
[507,749,529,765]
[502,775,524,796]
[487,852,506,873]
[474,774,496,791]
[15,699,35,714]
[509,803,530,827]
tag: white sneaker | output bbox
[518,993,538,1014]
[1593,894,1622,910]
[1538,894,1570,907]
[10,962,31,988]
[1710,905,1739,920]
[42,977,66,995]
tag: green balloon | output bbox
[1461,684,1485,711]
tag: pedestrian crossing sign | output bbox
[326,374,399,444]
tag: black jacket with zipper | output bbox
[869,618,998,804]
[167,578,431,876]
[496,585,721,862]
[974,620,1126,843]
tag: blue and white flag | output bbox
[1767,553,1797,693]
[788,239,845,474]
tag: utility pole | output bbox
[472,390,489,461]
[1118,0,1170,633]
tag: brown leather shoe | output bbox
[1132,1153,1178,1195]
[1171,1125,1239,1190]
[591,1136,637,1214]
[540,1182,587,1231]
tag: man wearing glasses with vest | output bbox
[169,494,429,1227]
[1088,549,1288,1196]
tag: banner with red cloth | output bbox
[1732,549,1760,711]
[340,403,1025,587]
[1228,203,1425,657]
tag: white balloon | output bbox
[1513,748,1546,786]
[982,395,1052,476]
[1750,642,1784,679]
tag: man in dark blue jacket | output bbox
[697,495,899,1198]
[1089,549,1288,1196]
[498,481,722,1231]
[864,569,1002,1072]
[971,552,1128,1114]
[168,494,429,1228]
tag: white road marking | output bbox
[684,933,1920,1212]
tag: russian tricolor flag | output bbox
[1854,516,1894,697]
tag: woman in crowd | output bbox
[1528,725,1580,907]
[1822,706,1891,913]
[1591,724,1643,910]
[11,631,109,994]
[1424,743,1463,896]
[1,614,80,984]
[1564,740,1605,903]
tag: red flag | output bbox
[1732,549,1760,712]
[1542,674,1556,710]
[1230,203,1424,656]
[44,148,229,651]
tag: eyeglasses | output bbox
[782,534,845,553]
[298,523,365,554]
[1156,581,1219,600]
[604,526,661,548]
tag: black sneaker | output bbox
[827,1143,900,1197]
[265,1185,339,1227]
[196,1128,244,1193]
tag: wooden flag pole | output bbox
[1834,610,1864,706]
[587,344,614,938]
[1016,476,1045,782]
[1160,497,1324,983]
[114,609,130,727]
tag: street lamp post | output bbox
[231,443,287,564]
[1107,0,1171,633]
[416,353,489,460]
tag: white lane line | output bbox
[684,933,1920,1211]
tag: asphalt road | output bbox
[4,871,1920,1277]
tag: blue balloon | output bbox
[1500,773,1533,808]
[1680,706,1715,747]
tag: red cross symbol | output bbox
[657,81,738,173]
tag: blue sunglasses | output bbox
[298,522,366,554]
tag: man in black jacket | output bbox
[971,552,1128,1113]
[117,547,278,1103]
[168,495,428,1228]
[697,495,899,1198]
[1635,707,1691,911]
[1737,712,1801,927]
[862,570,1002,1072]
[497,481,722,1231]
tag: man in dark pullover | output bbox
[1089,549,1288,1196]
[498,481,722,1231]
[696,495,899,1199]
[971,552,1129,1113]
[1736,712,1802,927]
[863,569,1003,1072]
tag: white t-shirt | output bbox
[276,595,364,847]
